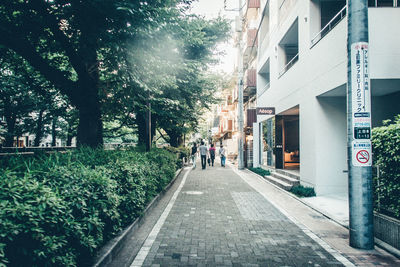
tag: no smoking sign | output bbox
[356,150,369,164]
[352,140,372,166]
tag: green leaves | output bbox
[372,115,400,219]
[0,148,178,266]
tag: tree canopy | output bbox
[0,0,230,148]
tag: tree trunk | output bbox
[76,102,103,148]
[34,109,45,147]
[73,52,103,148]
[66,124,74,146]
[165,128,182,148]
[136,111,147,147]
[51,117,57,146]
[4,118,16,147]
[4,96,16,147]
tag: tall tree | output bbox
[0,0,192,147]
[123,16,230,147]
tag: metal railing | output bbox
[278,53,299,77]
[369,0,398,7]
[258,82,270,97]
[311,5,347,47]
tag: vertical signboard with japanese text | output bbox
[351,42,372,166]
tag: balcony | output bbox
[248,0,260,9]
[246,109,257,128]
[243,29,258,64]
[244,68,257,101]
[246,0,260,21]
[279,53,298,77]
[311,5,347,48]
[258,82,270,97]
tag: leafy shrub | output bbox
[0,171,76,267]
[372,115,400,219]
[248,167,271,177]
[164,146,190,168]
[0,147,178,266]
[290,185,316,198]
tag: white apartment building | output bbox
[253,0,400,196]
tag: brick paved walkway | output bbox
[131,165,348,267]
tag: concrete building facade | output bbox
[253,0,400,196]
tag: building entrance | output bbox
[275,115,300,170]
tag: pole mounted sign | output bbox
[351,42,372,167]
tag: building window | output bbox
[310,0,346,47]
[368,0,398,7]
[258,59,270,97]
[259,3,270,45]
[278,19,299,77]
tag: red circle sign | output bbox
[356,150,369,164]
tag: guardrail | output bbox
[258,82,270,97]
[278,53,299,77]
[311,6,347,48]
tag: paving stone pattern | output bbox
[140,166,344,266]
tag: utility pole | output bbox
[347,0,374,249]
[237,0,245,170]
[224,0,245,169]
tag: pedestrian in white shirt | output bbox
[219,144,226,167]
[199,141,209,170]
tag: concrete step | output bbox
[275,169,300,180]
[264,175,293,191]
[271,172,300,186]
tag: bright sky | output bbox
[189,0,238,74]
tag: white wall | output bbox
[255,3,400,196]
[369,8,400,79]
[315,97,348,195]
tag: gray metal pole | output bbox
[347,0,374,249]
[238,0,245,170]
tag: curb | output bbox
[244,169,400,259]
[243,169,349,229]
[92,168,185,267]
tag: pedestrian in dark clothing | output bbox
[191,143,197,169]
[209,144,216,166]
[199,141,208,170]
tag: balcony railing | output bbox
[248,0,260,9]
[247,29,258,48]
[369,0,399,7]
[279,53,299,77]
[245,69,257,88]
[311,5,347,47]
[258,82,270,97]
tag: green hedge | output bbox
[372,115,400,219]
[163,146,190,168]
[290,185,316,198]
[0,148,177,266]
[248,167,271,177]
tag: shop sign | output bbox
[257,107,275,115]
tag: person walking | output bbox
[199,141,208,170]
[191,143,197,169]
[209,144,216,167]
[219,144,226,167]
